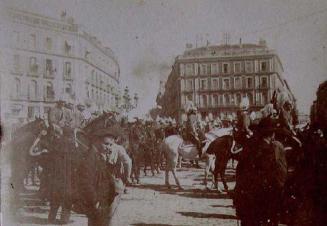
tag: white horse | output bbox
[160,128,233,190]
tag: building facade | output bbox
[158,40,296,120]
[1,8,121,123]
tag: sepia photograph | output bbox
[0,0,326,225]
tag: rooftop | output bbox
[178,40,276,60]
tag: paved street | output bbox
[15,162,238,226]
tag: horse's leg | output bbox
[150,150,155,176]
[220,163,229,191]
[204,156,210,187]
[143,150,148,176]
[165,167,170,188]
[177,155,182,169]
[213,156,223,193]
[172,168,183,190]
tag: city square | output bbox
[0,1,327,226]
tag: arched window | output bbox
[28,80,37,100]
[14,78,21,98]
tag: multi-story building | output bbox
[158,40,296,120]
[1,8,121,122]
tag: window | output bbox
[29,57,38,73]
[234,62,241,73]
[13,31,20,45]
[236,93,242,106]
[185,64,194,76]
[261,77,268,88]
[45,82,54,99]
[224,94,230,105]
[223,78,230,90]
[64,62,72,78]
[247,93,253,105]
[186,79,193,91]
[28,106,34,119]
[245,61,253,73]
[30,34,36,49]
[211,78,218,90]
[14,78,21,98]
[213,94,219,106]
[45,59,54,77]
[246,77,253,89]
[46,37,52,50]
[199,64,210,75]
[201,95,208,107]
[64,40,71,54]
[200,79,208,90]
[260,61,268,72]
[65,83,72,94]
[223,63,229,74]
[13,54,20,71]
[211,63,218,74]
[91,70,95,83]
[234,77,242,89]
[262,91,268,105]
[28,80,38,100]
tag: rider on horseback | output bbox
[235,96,253,146]
[183,96,204,157]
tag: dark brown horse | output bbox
[7,118,47,193]
[205,135,237,192]
[38,112,123,225]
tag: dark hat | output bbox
[257,117,277,135]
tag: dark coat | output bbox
[234,139,286,224]
[73,145,122,216]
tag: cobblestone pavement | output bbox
[9,162,239,226]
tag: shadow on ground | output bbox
[134,183,231,199]
[178,211,237,220]
[131,224,174,226]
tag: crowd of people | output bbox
[3,80,327,226]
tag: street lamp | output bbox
[134,93,138,108]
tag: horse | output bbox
[6,118,47,194]
[160,127,235,190]
[36,112,123,225]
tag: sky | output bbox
[2,0,327,114]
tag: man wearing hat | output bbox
[48,100,66,136]
[76,127,125,226]
[279,100,295,135]
[47,98,76,224]
[94,127,132,187]
[234,117,287,226]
